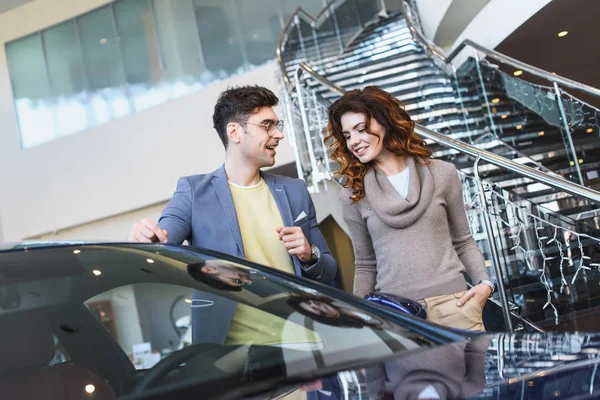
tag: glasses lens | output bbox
[277,120,284,132]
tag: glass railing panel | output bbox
[297,19,320,65]
[557,89,600,187]
[459,171,600,331]
[333,0,362,47]
[355,0,381,26]
[280,0,383,82]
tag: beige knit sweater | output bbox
[340,157,490,301]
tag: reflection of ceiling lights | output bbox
[92,270,102,276]
[557,31,568,38]
[146,258,154,264]
[73,249,81,254]
[516,124,523,129]
[99,38,108,44]
[513,70,523,76]
[184,298,192,304]
[501,114,507,119]
[586,128,593,133]
[578,159,584,164]
[85,384,96,394]
[538,131,545,136]
[491,98,500,104]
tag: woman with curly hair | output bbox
[325,86,494,332]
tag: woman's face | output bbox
[340,112,386,164]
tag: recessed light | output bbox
[557,31,568,38]
[501,114,508,119]
[85,384,96,394]
[570,161,575,166]
[92,269,102,276]
[73,249,81,254]
[516,125,523,130]
[514,70,523,76]
[491,98,500,104]
[578,159,584,164]
[538,131,545,136]
[146,258,155,264]
[586,128,593,133]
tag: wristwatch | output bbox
[479,279,495,298]
[301,244,321,269]
[310,244,321,261]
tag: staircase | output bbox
[278,1,600,332]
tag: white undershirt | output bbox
[387,167,410,199]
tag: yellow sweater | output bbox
[227,179,318,346]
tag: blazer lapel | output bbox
[263,172,294,227]
[263,172,302,276]
[212,165,244,256]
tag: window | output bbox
[6,0,313,149]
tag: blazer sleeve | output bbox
[444,166,491,284]
[158,177,193,245]
[299,184,338,284]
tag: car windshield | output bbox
[0,242,463,399]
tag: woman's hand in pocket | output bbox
[456,284,492,309]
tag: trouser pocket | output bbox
[424,290,485,332]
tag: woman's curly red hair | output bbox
[325,86,432,202]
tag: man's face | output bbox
[237,107,284,169]
[299,299,340,318]
[201,263,252,287]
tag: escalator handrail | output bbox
[295,62,600,205]
[398,1,600,98]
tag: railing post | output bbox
[295,73,321,193]
[280,83,307,183]
[452,64,472,143]
[474,157,513,332]
[473,50,498,137]
[294,15,308,62]
[328,5,345,53]
[553,81,585,186]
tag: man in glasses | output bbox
[127,85,337,345]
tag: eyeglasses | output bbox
[238,120,284,137]
[230,278,252,286]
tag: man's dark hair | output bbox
[213,85,279,149]
[287,293,380,329]
[187,263,242,292]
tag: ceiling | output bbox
[495,0,600,103]
[0,0,34,15]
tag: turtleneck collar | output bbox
[364,156,434,228]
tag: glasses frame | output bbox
[238,120,284,137]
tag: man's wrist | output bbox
[479,279,495,298]
[300,244,320,268]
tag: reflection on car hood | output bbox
[364,332,600,399]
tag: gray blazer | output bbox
[158,165,337,344]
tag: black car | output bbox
[0,242,599,399]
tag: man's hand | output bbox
[128,218,168,243]
[276,226,312,262]
[300,380,323,392]
[456,284,492,309]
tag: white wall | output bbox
[413,0,551,66]
[0,0,293,242]
[415,0,453,40]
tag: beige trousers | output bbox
[418,290,485,332]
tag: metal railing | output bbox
[399,2,600,99]
[295,62,600,204]
[398,1,600,185]
[277,0,385,85]
[290,62,600,331]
